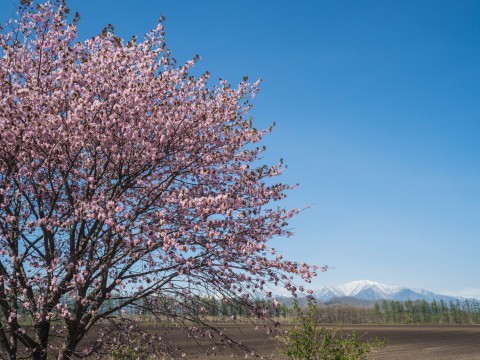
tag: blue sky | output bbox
[1,1,479,297]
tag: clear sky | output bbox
[1,1,479,297]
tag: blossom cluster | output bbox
[0,2,317,358]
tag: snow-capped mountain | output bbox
[312,280,459,303]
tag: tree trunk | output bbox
[31,350,47,360]
[32,321,50,360]
[57,330,78,360]
[0,326,14,360]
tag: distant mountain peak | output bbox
[338,280,402,297]
[312,280,459,303]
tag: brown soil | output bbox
[154,324,480,359]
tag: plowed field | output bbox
[158,324,480,359]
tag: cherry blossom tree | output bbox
[0,1,318,359]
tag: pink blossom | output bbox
[0,1,317,358]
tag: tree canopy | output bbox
[0,1,316,358]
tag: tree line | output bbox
[371,299,480,324]
[18,294,479,326]
[120,296,480,326]
[148,296,480,325]
[315,299,480,325]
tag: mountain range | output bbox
[310,280,461,303]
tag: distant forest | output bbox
[191,297,480,325]
[51,296,480,325]
[314,299,480,325]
